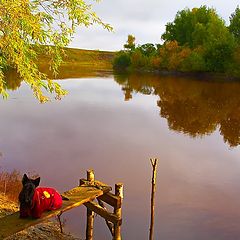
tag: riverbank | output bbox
[39,47,116,77]
[0,194,77,240]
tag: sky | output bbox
[69,0,240,51]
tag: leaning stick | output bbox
[149,158,158,240]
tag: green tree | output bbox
[203,16,235,72]
[229,6,240,42]
[138,43,156,56]
[0,0,112,102]
[124,35,136,51]
[161,6,221,48]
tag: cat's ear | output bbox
[33,177,40,187]
[22,174,29,186]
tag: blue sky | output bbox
[69,0,239,51]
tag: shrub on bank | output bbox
[113,51,131,71]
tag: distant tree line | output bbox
[113,6,240,77]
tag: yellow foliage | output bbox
[0,0,112,102]
[151,57,161,69]
[164,40,179,52]
[131,50,147,68]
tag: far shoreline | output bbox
[114,68,240,82]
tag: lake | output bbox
[1,72,240,239]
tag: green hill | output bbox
[39,47,116,79]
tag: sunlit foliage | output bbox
[114,6,240,77]
[162,6,221,48]
[124,34,136,51]
[0,0,112,102]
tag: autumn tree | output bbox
[124,35,136,51]
[0,0,112,102]
[161,6,235,72]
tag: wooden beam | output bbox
[97,192,122,208]
[84,201,121,225]
[79,179,112,191]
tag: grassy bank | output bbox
[39,47,116,79]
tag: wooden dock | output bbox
[0,170,123,240]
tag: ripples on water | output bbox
[1,70,240,240]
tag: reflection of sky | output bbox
[1,77,240,239]
[69,0,240,50]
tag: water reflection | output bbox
[3,66,112,93]
[1,73,240,239]
[4,70,240,147]
[114,73,240,147]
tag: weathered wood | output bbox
[86,209,94,240]
[0,183,111,239]
[86,169,95,240]
[149,158,158,240]
[87,169,95,183]
[80,179,110,190]
[113,183,123,240]
[84,201,121,224]
[97,199,114,236]
[98,192,122,208]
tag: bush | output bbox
[0,169,22,201]
[181,50,206,72]
[113,51,131,71]
[130,49,148,69]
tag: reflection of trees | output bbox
[114,73,240,147]
[3,66,110,93]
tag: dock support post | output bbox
[86,170,95,240]
[113,183,123,240]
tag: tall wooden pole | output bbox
[86,169,95,240]
[149,158,158,240]
[113,183,123,240]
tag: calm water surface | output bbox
[1,72,240,240]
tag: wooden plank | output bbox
[80,178,110,189]
[97,192,122,208]
[80,179,121,207]
[84,201,121,224]
[0,184,111,239]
